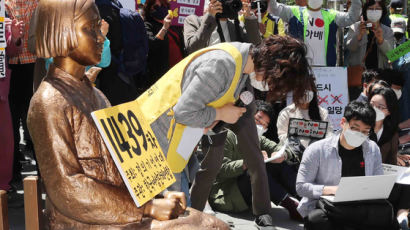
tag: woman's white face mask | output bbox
[366,10,382,23]
[373,106,386,121]
[249,72,269,92]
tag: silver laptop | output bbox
[321,174,397,203]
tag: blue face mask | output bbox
[151,5,168,20]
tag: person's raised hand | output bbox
[209,0,223,17]
[101,19,109,37]
[11,19,24,44]
[240,0,251,17]
[372,23,384,44]
[216,103,246,124]
[358,20,367,41]
[143,197,185,221]
[163,14,172,30]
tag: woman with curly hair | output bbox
[146,34,313,229]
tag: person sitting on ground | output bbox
[27,0,229,229]
[368,87,400,165]
[368,88,410,230]
[297,101,391,229]
[183,0,261,54]
[277,79,333,150]
[355,69,381,102]
[209,100,303,221]
[269,0,361,66]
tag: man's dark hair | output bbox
[379,69,405,87]
[255,100,274,119]
[361,69,381,85]
[250,35,313,104]
[344,101,376,128]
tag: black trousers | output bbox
[389,183,410,213]
[237,162,298,206]
[8,63,35,183]
[190,93,272,215]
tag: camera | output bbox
[251,0,268,13]
[217,0,242,19]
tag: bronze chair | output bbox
[23,176,44,230]
[0,190,9,230]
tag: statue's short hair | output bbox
[35,0,96,58]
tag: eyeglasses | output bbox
[370,101,388,111]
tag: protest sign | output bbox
[383,164,410,185]
[387,40,410,63]
[169,0,204,26]
[288,118,328,139]
[313,67,349,131]
[0,0,6,78]
[91,100,176,207]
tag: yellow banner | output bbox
[91,100,176,207]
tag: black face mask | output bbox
[151,5,168,20]
[394,32,404,42]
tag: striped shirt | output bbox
[5,0,38,64]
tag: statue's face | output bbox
[69,5,105,66]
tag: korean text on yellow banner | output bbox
[91,100,176,207]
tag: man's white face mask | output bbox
[308,0,323,9]
[344,128,368,148]
[249,72,269,92]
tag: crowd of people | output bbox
[0,0,409,229]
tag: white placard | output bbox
[0,48,6,78]
[313,67,349,131]
[383,163,410,185]
[0,0,5,17]
[0,18,6,48]
[179,6,196,15]
[176,126,204,161]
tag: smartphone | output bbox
[366,23,372,28]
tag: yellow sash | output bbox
[137,43,243,172]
